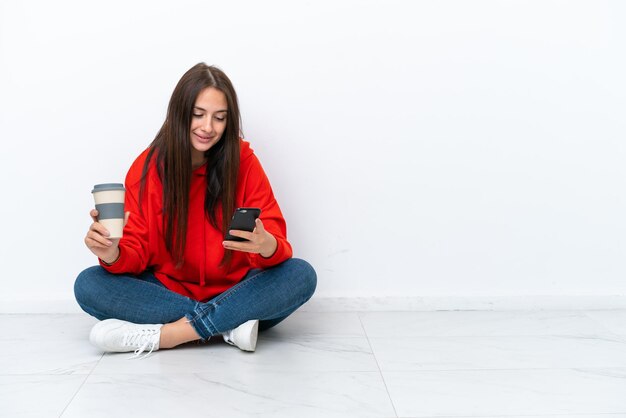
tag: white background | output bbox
[0,0,624,311]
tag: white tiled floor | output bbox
[2,310,626,417]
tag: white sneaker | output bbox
[89,319,163,359]
[222,319,259,352]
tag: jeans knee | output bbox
[74,265,104,307]
[289,258,317,301]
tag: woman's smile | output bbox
[193,132,214,143]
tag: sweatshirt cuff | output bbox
[99,246,125,273]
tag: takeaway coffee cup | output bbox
[92,183,126,239]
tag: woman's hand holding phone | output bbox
[223,217,278,258]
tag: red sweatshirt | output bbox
[99,139,292,302]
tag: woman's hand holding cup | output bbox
[87,183,127,264]
[84,209,130,264]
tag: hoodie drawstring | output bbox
[201,213,206,286]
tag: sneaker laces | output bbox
[122,328,161,359]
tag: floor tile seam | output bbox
[393,415,626,418]
[347,305,604,312]
[77,366,626,376]
[583,308,626,310]
[86,370,391,376]
[392,414,626,418]
[261,335,370,340]
[0,338,95,342]
[391,366,626,373]
[357,312,400,418]
[57,352,104,418]
[0,372,98,377]
[378,366,626,372]
[365,334,625,338]
[360,333,621,338]
[366,335,626,343]
[379,366,626,373]
[582,311,626,338]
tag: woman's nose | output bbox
[202,118,213,132]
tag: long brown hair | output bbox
[139,63,241,268]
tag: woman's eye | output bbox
[215,117,226,122]
[193,114,203,118]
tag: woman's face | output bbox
[190,87,228,165]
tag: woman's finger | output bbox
[223,240,256,253]
[87,230,113,247]
[85,239,107,250]
[90,221,111,238]
[90,209,99,223]
[228,229,254,241]
[86,233,112,249]
[254,218,265,233]
[85,235,112,250]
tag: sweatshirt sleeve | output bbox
[242,154,293,268]
[99,172,151,275]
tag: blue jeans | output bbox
[74,258,317,340]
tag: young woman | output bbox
[74,63,316,358]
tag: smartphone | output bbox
[224,207,261,242]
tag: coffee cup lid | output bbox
[92,183,125,193]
